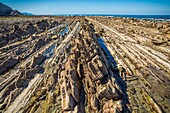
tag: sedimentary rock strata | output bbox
[0,16,169,113]
[87,17,170,113]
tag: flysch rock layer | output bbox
[86,17,170,113]
[0,16,170,113]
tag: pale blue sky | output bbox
[0,0,170,15]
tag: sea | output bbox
[54,14,170,21]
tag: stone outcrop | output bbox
[0,16,169,113]
[30,54,46,68]
[10,19,129,113]
[87,16,170,113]
[0,57,18,74]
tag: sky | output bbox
[0,0,170,15]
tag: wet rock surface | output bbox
[0,16,169,113]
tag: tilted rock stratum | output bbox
[0,16,170,113]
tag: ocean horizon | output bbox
[52,14,170,20]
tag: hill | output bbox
[0,2,23,16]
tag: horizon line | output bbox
[24,13,170,16]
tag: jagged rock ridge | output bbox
[0,16,169,113]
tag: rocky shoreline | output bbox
[0,16,170,113]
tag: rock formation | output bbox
[0,16,169,113]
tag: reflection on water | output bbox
[60,26,69,36]
[43,44,56,59]
[98,38,117,68]
[38,44,56,74]
[48,24,64,32]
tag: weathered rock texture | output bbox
[87,16,170,113]
[0,16,169,113]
